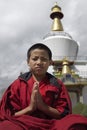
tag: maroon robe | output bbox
[0,72,87,130]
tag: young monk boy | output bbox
[0,43,87,130]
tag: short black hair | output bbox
[27,43,52,60]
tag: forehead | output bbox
[30,49,49,57]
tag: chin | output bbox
[36,72,45,76]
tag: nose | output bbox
[37,58,42,64]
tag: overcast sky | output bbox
[0,0,87,90]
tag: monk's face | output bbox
[27,49,51,77]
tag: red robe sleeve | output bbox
[40,77,72,118]
[45,72,72,116]
[53,79,72,117]
[0,79,21,120]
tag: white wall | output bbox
[82,86,87,104]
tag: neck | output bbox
[32,73,46,83]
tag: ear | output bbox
[49,60,53,66]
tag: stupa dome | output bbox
[43,3,79,61]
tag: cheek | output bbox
[29,61,36,67]
[29,62,33,66]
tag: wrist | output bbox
[39,102,48,112]
[27,105,34,114]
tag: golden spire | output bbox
[50,2,64,31]
[62,57,71,75]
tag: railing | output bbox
[52,56,87,61]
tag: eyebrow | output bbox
[31,56,49,60]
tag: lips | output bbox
[35,67,43,71]
[36,67,42,70]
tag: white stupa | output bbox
[43,3,79,61]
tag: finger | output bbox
[31,89,38,102]
[33,82,39,90]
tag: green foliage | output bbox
[72,102,87,117]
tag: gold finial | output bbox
[62,57,71,75]
[50,2,64,31]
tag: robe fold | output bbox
[0,72,87,130]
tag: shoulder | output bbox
[18,71,32,81]
[47,72,67,91]
[47,72,62,89]
[8,72,32,89]
[7,79,21,92]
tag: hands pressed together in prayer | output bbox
[30,82,45,112]
[14,82,46,116]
